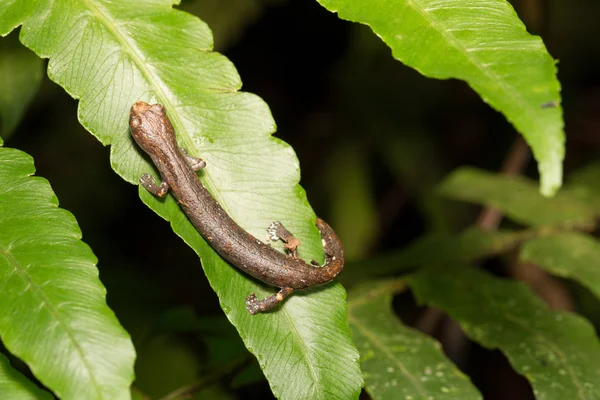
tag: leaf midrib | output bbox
[411,0,534,117]
[83,0,198,164]
[85,0,244,229]
[0,243,101,398]
[280,308,323,399]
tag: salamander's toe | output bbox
[245,293,260,315]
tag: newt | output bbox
[129,102,344,314]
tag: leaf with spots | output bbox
[316,0,564,196]
[0,145,135,399]
[410,266,600,400]
[348,280,481,400]
[4,0,361,398]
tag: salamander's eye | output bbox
[130,116,141,128]
[151,104,164,113]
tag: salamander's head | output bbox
[129,102,177,154]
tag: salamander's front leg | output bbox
[140,173,169,197]
[245,287,294,315]
[267,221,301,258]
[181,148,206,171]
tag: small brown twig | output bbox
[476,137,530,231]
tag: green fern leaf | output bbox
[348,280,481,400]
[4,1,362,398]
[0,145,135,399]
[411,266,600,400]
[317,0,564,196]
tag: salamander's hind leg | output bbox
[267,221,301,258]
[245,287,294,315]
[181,148,206,171]
[140,173,169,197]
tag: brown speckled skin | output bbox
[129,102,344,292]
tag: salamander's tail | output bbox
[315,218,345,281]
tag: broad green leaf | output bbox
[0,353,53,400]
[344,227,524,282]
[326,142,378,261]
[437,167,595,227]
[0,32,43,138]
[316,0,564,196]
[0,145,135,399]
[348,280,481,400]
[142,190,360,399]
[0,0,36,35]
[521,232,600,300]
[12,1,361,398]
[410,266,600,400]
